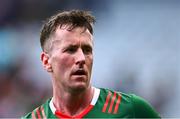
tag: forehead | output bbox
[53,26,93,43]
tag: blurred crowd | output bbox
[0,0,180,118]
[0,56,51,117]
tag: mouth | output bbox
[71,69,87,76]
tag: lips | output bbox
[72,69,87,76]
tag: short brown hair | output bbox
[40,10,95,52]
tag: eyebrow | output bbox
[81,44,92,48]
[64,43,92,48]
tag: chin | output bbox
[69,83,89,93]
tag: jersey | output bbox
[22,87,160,118]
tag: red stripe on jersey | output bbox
[36,107,41,119]
[76,105,93,118]
[113,94,121,114]
[31,111,36,119]
[108,92,116,113]
[55,105,94,118]
[40,106,47,119]
[102,91,112,112]
[55,111,71,118]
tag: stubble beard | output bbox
[67,76,91,95]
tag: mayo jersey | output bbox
[23,87,160,118]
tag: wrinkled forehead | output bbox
[49,25,93,49]
[55,25,93,38]
[53,25,93,42]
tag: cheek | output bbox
[58,55,75,72]
[51,54,74,75]
[61,56,73,68]
[87,56,93,69]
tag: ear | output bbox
[41,52,53,72]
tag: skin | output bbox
[41,25,94,116]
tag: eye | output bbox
[82,46,92,54]
[65,46,77,54]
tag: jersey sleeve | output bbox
[22,106,46,119]
[21,112,32,118]
[131,94,161,118]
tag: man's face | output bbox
[43,26,93,92]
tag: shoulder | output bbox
[22,99,51,118]
[129,94,161,118]
[98,88,160,118]
[98,88,134,115]
[99,88,134,102]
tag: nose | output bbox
[75,49,85,66]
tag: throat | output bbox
[52,87,94,117]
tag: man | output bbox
[23,10,160,118]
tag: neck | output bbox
[52,85,94,116]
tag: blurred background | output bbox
[0,0,179,117]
